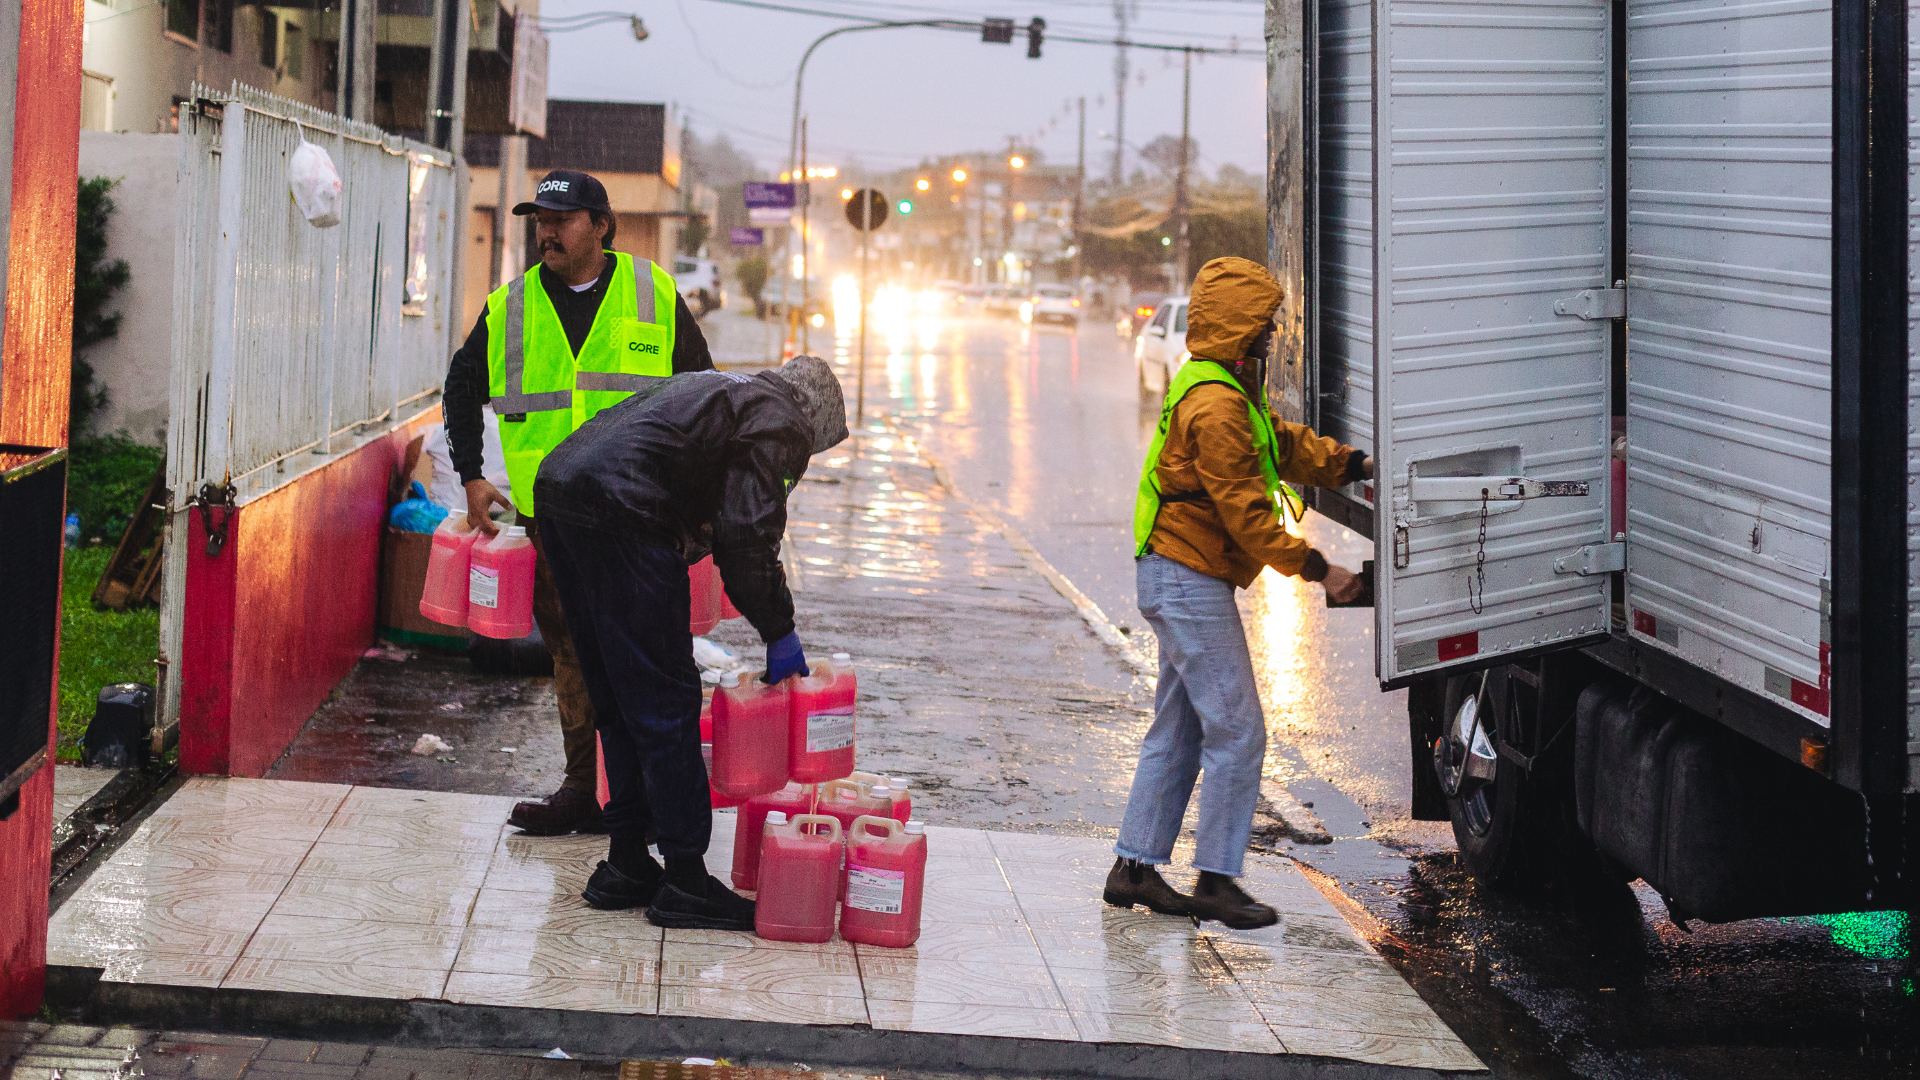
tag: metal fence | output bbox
[158,83,459,737]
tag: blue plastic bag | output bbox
[388,481,450,533]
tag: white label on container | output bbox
[806,709,854,753]
[469,565,500,609]
[845,863,906,914]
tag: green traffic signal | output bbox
[897,199,914,215]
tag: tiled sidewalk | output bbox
[48,779,1481,1073]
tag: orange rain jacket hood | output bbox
[1140,257,1365,587]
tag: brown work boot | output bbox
[507,786,605,836]
[1102,857,1191,916]
[1187,871,1279,930]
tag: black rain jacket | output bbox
[533,370,813,643]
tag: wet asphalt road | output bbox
[845,308,1920,1079]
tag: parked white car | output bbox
[1134,296,1190,395]
[673,257,726,316]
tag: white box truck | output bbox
[1267,0,1916,920]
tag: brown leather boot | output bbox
[1187,871,1279,930]
[1102,857,1191,916]
[507,786,605,836]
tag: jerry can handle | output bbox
[849,814,900,840]
[818,778,865,801]
[790,813,842,841]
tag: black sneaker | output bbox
[1188,871,1279,930]
[645,873,757,932]
[581,860,662,911]
[1102,857,1191,916]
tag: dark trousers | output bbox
[522,518,599,795]
[538,519,710,859]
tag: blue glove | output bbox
[765,631,809,684]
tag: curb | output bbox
[44,970,1466,1080]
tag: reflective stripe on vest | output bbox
[1132,359,1295,557]
[485,252,678,515]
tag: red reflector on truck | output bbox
[1437,632,1478,662]
[1632,609,1657,636]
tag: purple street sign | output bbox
[730,227,765,246]
[742,182,796,210]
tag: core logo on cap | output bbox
[539,179,572,194]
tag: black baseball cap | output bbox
[512,169,612,216]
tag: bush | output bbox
[74,176,131,438]
[67,435,162,545]
[736,254,770,319]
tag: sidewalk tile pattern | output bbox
[48,779,1483,1073]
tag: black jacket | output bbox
[534,371,814,643]
[442,257,713,485]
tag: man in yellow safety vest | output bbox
[441,169,714,835]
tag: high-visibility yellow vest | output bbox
[485,252,678,516]
[1133,358,1299,556]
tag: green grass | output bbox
[57,545,159,761]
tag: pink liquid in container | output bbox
[418,515,481,627]
[689,556,723,636]
[710,672,790,798]
[788,652,857,782]
[754,812,842,943]
[700,702,742,810]
[838,816,927,949]
[467,526,535,639]
[731,781,816,890]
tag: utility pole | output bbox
[1073,96,1086,283]
[799,117,811,354]
[337,0,375,121]
[425,0,469,154]
[1002,137,1017,283]
[1173,47,1192,288]
[1110,0,1131,184]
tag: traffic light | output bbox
[896,199,914,216]
[1027,16,1045,58]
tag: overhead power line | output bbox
[689,0,1261,55]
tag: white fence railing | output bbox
[158,84,459,737]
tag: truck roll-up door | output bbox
[1371,0,1617,687]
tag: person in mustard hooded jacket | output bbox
[1106,256,1370,928]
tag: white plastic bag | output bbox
[288,136,343,228]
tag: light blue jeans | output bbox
[1115,554,1267,877]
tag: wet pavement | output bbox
[841,309,1920,1079]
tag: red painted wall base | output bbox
[180,416,437,777]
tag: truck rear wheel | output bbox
[1436,668,1562,891]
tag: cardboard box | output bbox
[377,527,469,649]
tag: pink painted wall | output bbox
[180,412,439,777]
[0,0,82,1018]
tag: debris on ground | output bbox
[411,733,454,756]
[438,701,464,712]
[543,1049,571,1060]
[362,644,414,662]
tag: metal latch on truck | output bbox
[1553,283,1626,321]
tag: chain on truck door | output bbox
[1370,0,1617,687]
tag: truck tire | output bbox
[1436,668,1560,891]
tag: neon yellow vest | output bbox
[1133,359,1298,556]
[485,252,678,516]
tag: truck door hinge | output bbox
[1406,476,1590,503]
[1553,284,1626,321]
[1553,541,1625,577]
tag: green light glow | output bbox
[1805,910,1911,961]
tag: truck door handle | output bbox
[1405,476,1590,502]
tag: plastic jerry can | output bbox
[710,672,790,798]
[689,556,723,636]
[419,514,481,627]
[754,812,842,943]
[816,778,895,899]
[700,701,742,810]
[731,781,816,890]
[839,816,927,948]
[848,772,911,822]
[468,526,535,639]
[788,652,857,782]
